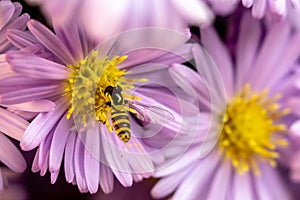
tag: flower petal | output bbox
[6,51,70,80]
[0,132,26,173]
[49,114,71,173]
[21,97,69,150]
[0,108,29,141]
[28,20,75,65]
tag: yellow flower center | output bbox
[63,50,145,133]
[218,84,289,175]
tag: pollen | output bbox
[63,50,144,131]
[218,84,289,175]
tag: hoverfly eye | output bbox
[104,86,114,96]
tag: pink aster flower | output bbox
[1,16,196,194]
[24,0,214,40]
[151,12,300,199]
[0,0,29,53]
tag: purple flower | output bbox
[0,0,29,53]
[151,12,300,199]
[0,0,29,192]
[24,0,214,40]
[1,16,195,194]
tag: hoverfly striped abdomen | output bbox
[105,85,131,142]
[111,109,131,142]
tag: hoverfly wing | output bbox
[130,102,175,125]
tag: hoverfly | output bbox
[104,85,174,143]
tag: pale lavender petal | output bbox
[0,84,62,105]
[21,97,69,150]
[260,163,291,199]
[6,100,55,112]
[172,150,220,199]
[242,0,254,7]
[191,45,227,109]
[64,131,76,183]
[6,29,39,49]
[151,165,193,199]
[154,147,203,177]
[74,137,88,192]
[233,171,254,200]
[169,63,211,109]
[28,20,75,65]
[200,28,234,99]
[84,150,99,194]
[6,51,70,80]
[31,148,40,172]
[50,171,59,184]
[206,160,231,199]
[43,0,79,26]
[0,1,14,29]
[80,0,129,40]
[171,0,214,26]
[126,137,154,176]
[252,0,267,18]
[54,19,84,60]
[138,44,193,67]
[38,130,53,174]
[101,126,133,187]
[265,31,300,90]
[0,14,29,51]
[49,114,71,173]
[253,172,274,200]
[249,21,290,90]
[99,163,114,194]
[0,107,29,141]
[236,12,261,91]
[83,126,100,194]
[268,0,286,16]
[0,132,26,173]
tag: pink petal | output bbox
[6,29,39,49]
[206,159,231,199]
[249,21,290,90]
[236,12,261,91]
[0,108,29,141]
[201,27,234,98]
[83,126,100,193]
[6,51,70,80]
[233,172,254,200]
[171,0,214,26]
[0,132,26,173]
[0,1,14,29]
[99,163,114,194]
[74,137,88,192]
[151,165,193,199]
[252,0,267,18]
[49,114,71,173]
[27,20,75,65]
[172,150,220,199]
[6,100,55,112]
[0,84,62,105]
[21,97,69,150]
[64,131,76,183]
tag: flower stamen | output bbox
[218,84,289,175]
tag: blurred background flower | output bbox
[23,0,214,40]
[152,11,300,199]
